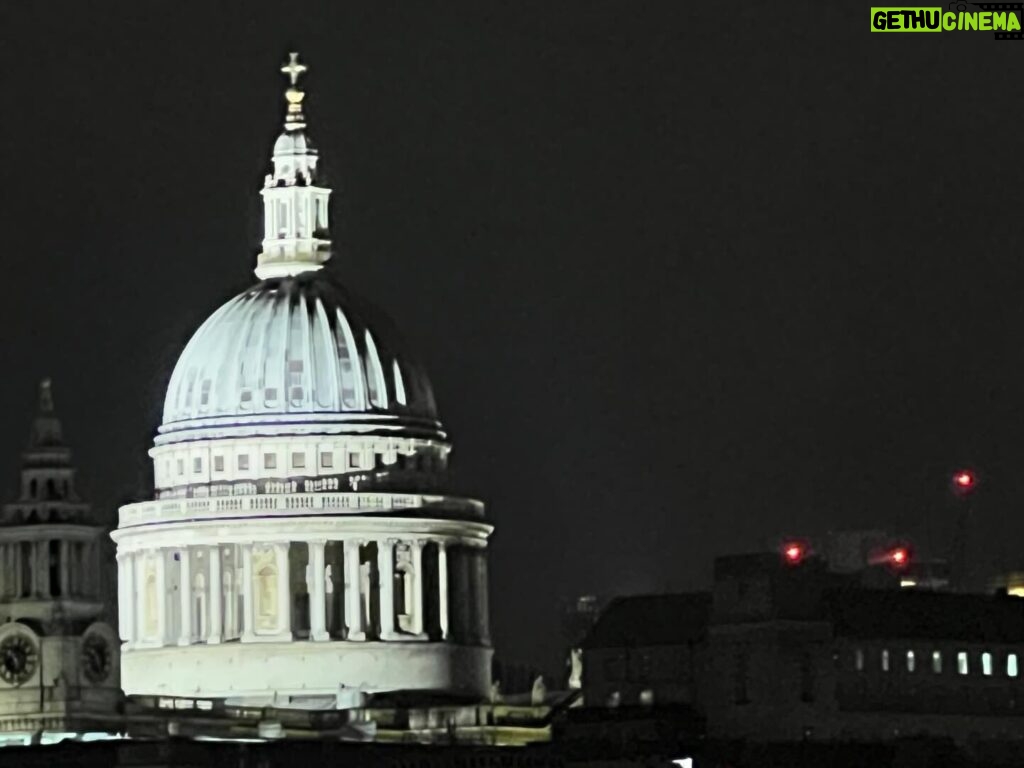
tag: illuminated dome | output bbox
[160,272,442,443]
[115,54,493,709]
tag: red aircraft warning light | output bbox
[889,547,909,567]
[952,469,978,496]
[782,542,805,565]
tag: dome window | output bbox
[291,452,305,469]
[177,459,184,476]
[237,455,250,471]
[264,453,277,470]
[319,452,333,469]
[214,456,224,473]
[193,458,202,474]
[264,387,279,407]
[348,452,360,470]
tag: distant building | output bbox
[581,593,709,708]
[581,550,1024,746]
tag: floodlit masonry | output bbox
[112,53,493,707]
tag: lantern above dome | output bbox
[256,52,332,280]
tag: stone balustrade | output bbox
[118,492,485,528]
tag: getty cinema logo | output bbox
[871,3,1024,36]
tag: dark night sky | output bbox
[1,1,1022,674]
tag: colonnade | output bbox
[117,537,489,649]
[0,538,96,599]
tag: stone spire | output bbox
[29,378,63,450]
[16,379,79,510]
[255,52,333,281]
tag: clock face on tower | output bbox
[0,634,37,686]
[81,634,112,684]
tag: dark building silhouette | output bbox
[581,551,1024,747]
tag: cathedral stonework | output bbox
[0,380,120,742]
[112,54,494,708]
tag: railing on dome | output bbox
[155,466,450,501]
[118,492,484,528]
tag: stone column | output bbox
[12,543,21,598]
[178,547,192,645]
[121,551,135,645]
[154,549,167,645]
[241,544,255,642]
[0,545,8,598]
[378,538,397,640]
[116,552,127,640]
[275,542,291,637]
[476,547,491,646]
[308,540,328,642]
[344,540,365,641]
[33,540,47,597]
[134,551,147,643]
[437,541,449,641]
[411,539,426,637]
[207,545,222,644]
[82,541,94,596]
[455,546,471,643]
[59,540,70,598]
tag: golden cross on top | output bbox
[281,52,307,86]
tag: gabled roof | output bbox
[581,592,711,649]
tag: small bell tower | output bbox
[0,379,120,742]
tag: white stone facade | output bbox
[114,54,494,707]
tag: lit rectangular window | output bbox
[932,650,942,674]
[264,453,277,470]
[957,651,969,675]
[881,649,890,672]
[982,652,993,676]
[348,452,360,469]
[291,452,306,469]
[214,456,224,472]
[1008,653,1019,678]
[238,455,250,471]
[320,452,333,469]
[906,650,915,673]
[193,457,202,474]
[854,648,864,672]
